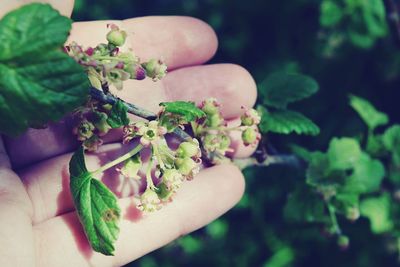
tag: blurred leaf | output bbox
[178,235,202,254]
[360,193,393,234]
[290,144,313,161]
[320,0,343,27]
[327,137,362,170]
[306,152,331,186]
[349,95,388,131]
[382,124,400,165]
[259,72,319,109]
[342,153,385,194]
[206,219,229,239]
[284,186,327,223]
[259,107,320,135]
[263,246,295,267]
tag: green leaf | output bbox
[284,186,327,223]
[349,95,388,131]
[107,100,130,128]
[327,137,362,170]
[259,107,320,136]
[360,193,393,234]
[0,3,89,136]
[382,124,400,168]
[69,147,121,255]
[342,153,385,194]
[259,72,319,109]
[160,101,205,122]
[320,0,343,27]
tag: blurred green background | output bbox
[73,0,400,266]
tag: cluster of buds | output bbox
[65,24,167,91]
[122,120,201,212]
[193,98,261,164]
[72,104,114,151]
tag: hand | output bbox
[0,1,257,266]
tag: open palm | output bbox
[0,1,257,266]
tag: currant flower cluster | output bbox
[65,24,167,91]
[68,25,261,213]
[122,120,201,211]
[192,98,261,164]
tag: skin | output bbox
[0,1,258,266]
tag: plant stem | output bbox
[327,203,341,235]
[234,154,302,170]
[89,87,192,141]
[146,149,155,189]
[92,144,143,175]
[383,0,400,47]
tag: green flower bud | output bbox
[241,108,261,126]
[116,154,142,179]
[175,157,198,178]
[201,98,220,115]
[337,235,350,250]
[83,135,103,152]
[142,59,167,81]
[241,127,260,146]
[156,182,174,201]
[162,169,183,190]
[176,139,201,158]
[92,112,111,135]
[106,29,127,46]
[138,188,161,212]
[207,113,223,127]
[73,120,95,141]
[345,206,360,221]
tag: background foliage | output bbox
[73,0,400,266]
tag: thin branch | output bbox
[383,0,400,47]
[88,87,192,140]
[234,154,302,170]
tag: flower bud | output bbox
[207,113,223,127]
[73,120,95,141]
[337,235,350,250]
[92,112,111,136]
[83,135,103,152]
[242,127,260,146]
[176,139,201,158]
[106,28,127,47]
[200,98,220,115]
[162,169,183,190]
[138,188,161,212]
[125,64,146,80]
[116,154,142,179]
[142,59,167,81]
[175,157,199,178]
[241,108,261,126]
[345,207,360,221]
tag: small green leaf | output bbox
[107,100,130,128]
[160,101,205,122]
[349,95,388,131]
[306,152,333,186]
[69,147,121,255]
[360,193,393,234]
[0,3,89,136]
[259,72,319,109]
[327,137,361,170]
[259,107,320,136]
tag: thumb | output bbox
[0,0,75,18]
